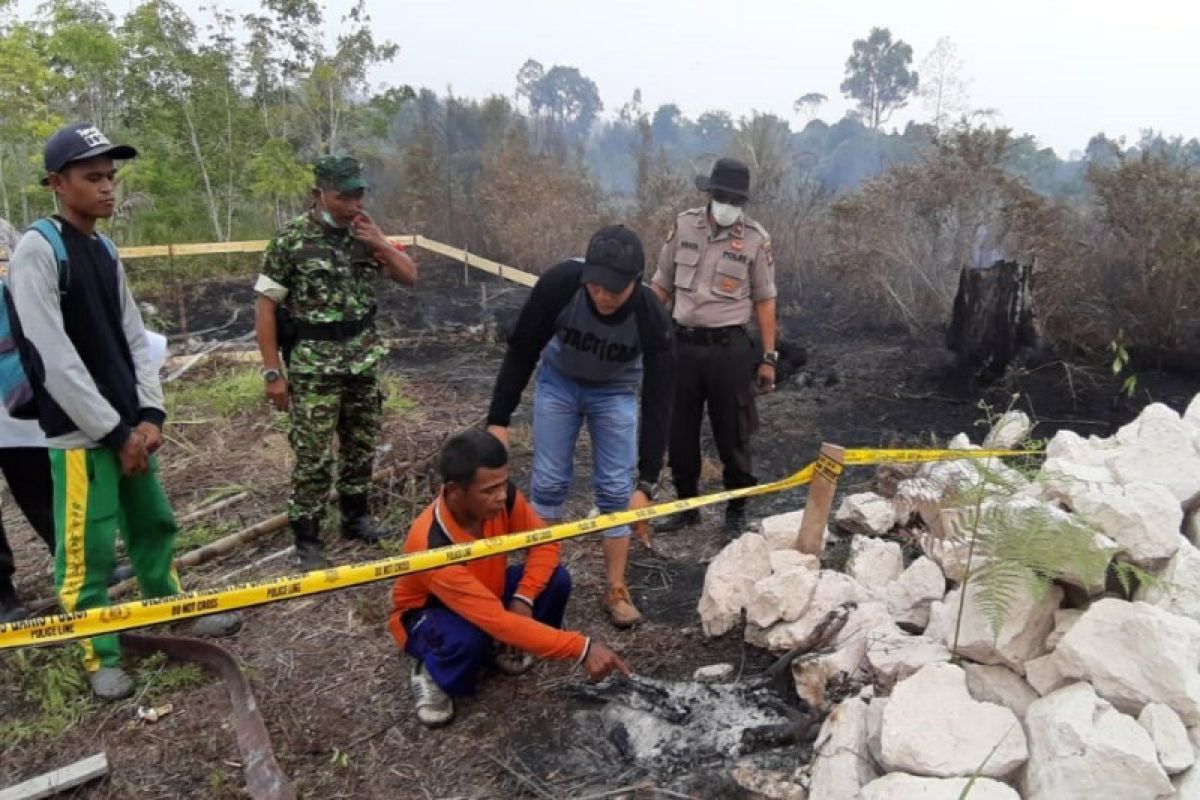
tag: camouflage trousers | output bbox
[288,371,381,522]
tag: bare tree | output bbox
[919,37,970,133]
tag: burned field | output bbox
[1,260,1195,799]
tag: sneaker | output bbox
[654,509,700,533]
[494,646,535,676]
[604,585,643,629]
[89,666,135,701]
[410,661,454,728]
[183,611,243,638]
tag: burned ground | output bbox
[1,261,1196,798]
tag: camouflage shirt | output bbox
[259,212,386,376]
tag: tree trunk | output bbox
[946,259,1039,381]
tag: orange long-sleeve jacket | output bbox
[387,486,588,662]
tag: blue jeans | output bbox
[530,361,638,539]
[403,565,572,696]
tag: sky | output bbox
[43,0,1200,156]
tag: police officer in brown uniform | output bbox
[650,158,778,538]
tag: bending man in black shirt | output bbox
[486,226,675,627]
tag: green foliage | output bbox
[133,651,208,701]
[960,501,1110,638]
[175,519,240,553]
[1109,329,1137,399]
[164,365,262,419]
[840,27,919,129]
[0,646,93,748]
[379,374,416,415]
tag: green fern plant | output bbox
[942,413,1159,648]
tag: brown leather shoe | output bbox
[604,585,643,629]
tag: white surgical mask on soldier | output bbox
[710,200,743,228]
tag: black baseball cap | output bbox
[41,122,137,185]
[695,157,751,200]
[581,225,645,293]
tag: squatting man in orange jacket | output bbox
[388,429,631,727]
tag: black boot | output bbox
[654,508,701,533]
[723,504,747,541]
[292,518,331,570]
[340,494,389,544]
[0,579,29,624]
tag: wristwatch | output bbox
[761,350,779,367]
[261,367,283,383]
[636,480,657,501]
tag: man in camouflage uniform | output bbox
[254,155,417,569]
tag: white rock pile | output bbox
[699,399,1200,799]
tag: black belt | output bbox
[674,324,744,346]
[293,313,375,342]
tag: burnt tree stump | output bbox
[946,259,1039,381]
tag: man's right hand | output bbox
[583,642,632,681]
[265,377,289,412]
[119,432,150,476]
[486,424,509,448]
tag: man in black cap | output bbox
[7,122,241,699]
[486,225,675,627]
[650,158,778,539]
[254,154,417,570]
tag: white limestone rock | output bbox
[768,549,819,574]
[1136,539,1200,624]
[1055,598,1200,724]
[791,600,893,708]
[729,763,807,800]
[762,570,864,651]
[846,535,904,589]
[860,773,1020,800]
[1045,608,1084,651]
[1139,702,1195,775]
[926,582,1063,674]
[1041,428,1119,485]
[984,410,1033,450]
[1067,482,1183,568]
[911,522,973,583]
[1110,405,1200,502]
[883,556,946,630]
[880,663,1028,778]
[865,696,887,768]
[808,695,878,799]
[893,477,945,531]
[865,628,951,688]
[964,662,1040,718]
[1024,652,1072,697]
[1023,682,1173,800]
[759,510,807,550]
[698,533,772,636]
[745,567,819,629]
[692,663,735,683]
[834,492,896,536]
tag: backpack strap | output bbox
[96,233,118,263]
[27,218,71,295]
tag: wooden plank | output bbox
[795,443,846,555]
[0,753,109,800]
[413,236,538,287]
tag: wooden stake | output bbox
[794,443,845,555]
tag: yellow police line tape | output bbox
[0,446,1037,651]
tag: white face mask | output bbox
[319,208,345,229]
[710,200,743,228]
